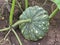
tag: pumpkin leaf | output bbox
[51,0,60,9]
[19,6,49,41]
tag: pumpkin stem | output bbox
[12,19,31,27]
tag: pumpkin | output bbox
[19,6,49,41]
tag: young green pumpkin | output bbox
[19,6,49,41]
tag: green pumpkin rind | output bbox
[19,6,49,41]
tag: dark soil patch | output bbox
[0,0,60,45]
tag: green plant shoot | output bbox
[9,0,16,26]
[49,7,59,19]
[25,0,28,9]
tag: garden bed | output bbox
[0,0,60,45]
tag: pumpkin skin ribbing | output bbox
[19,6,49,41]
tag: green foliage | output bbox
[19,6,49,41]
[51,0,60,9]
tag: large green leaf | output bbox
[19,6,49,41]
[51,0,60,9]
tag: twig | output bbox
[42,0,47,6]
[51,3,55,12]
[16,0,23,12]
[0,29,11,43]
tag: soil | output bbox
[0,0,60,45]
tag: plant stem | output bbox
[25,0,28,9]
[12,19,31,27]
[49,7,59,19]
[0,19,31,32]
[12,28,22,45]
[0,27,10,32]
[9,0,16,26]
